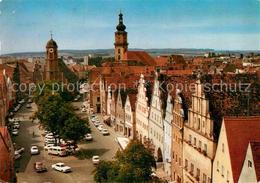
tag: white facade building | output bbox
[163,93,173,177]
[148,73,164,162]
[135,74,150,143]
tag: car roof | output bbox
[56,162,65,165]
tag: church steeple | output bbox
[44,33,60,81]
[116,11,126,31]
[114,11,128,62]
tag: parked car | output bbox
[15,147,25,154]
[101,129,110,136]
[14,151,22,160]
[34,162,47,173]
[94,122,101,127]
[45,138,56,144]
[97,125,104,131]
[92,156,100,165]
[85,133,93,141]
[13,123,20,129]
[52,163,71,173]
[26,104,31,108]
[30,145,40,155]
[81,108,87,112]
[44,144,54,151]
[48,146,67,156]
[19,99,25,104]
[12,129,19,136]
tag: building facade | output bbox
[135,74,150,143]
[124,94,136,139]
[238,142,260,183]
[163,93,173,177]
[171,90,186,183]
[0,127,15,182]
[148,73,164,162]
[212,117,260,183]
[183,79,216,183]
[115,90,125,134]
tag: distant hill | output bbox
[2,48,259,58]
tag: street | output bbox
[14,101,120,183]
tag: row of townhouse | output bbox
[99,71,260,183]
[0,64,17,182]
[0,66,15,127]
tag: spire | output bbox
[116,11,126,31]
[50,30,53,39]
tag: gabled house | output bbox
[124,93,137,139]
[115,89,126,134]
[110,90,118,126]
[148,72,164,162]
[163,92,173,177]
[213,116,260,183]
[238,141,260,183]
[171,90,187,183]
[183,79,216,183]
[135,74,150,143]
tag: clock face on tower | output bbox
[49,48,54,53]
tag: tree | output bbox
[60,116,90,146]
[94,140,157,183]
[13,62,22,101]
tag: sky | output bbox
[0,0,260,54]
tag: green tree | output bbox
[13,62,22,101]
[94,140,158,183]
[61,116,90,146]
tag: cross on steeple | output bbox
[50,31,53,39]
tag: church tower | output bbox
[44,35,61,81]
[114,12,128,62]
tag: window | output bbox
[221,166,224,177]
[198,118,201,130]
[203,174,207,183]
[97,97,100,102]
[204,144,207,153]
[194,137,196,146]
[118,49,121,53]
[190,163,194,175]
[222,143,224,153]
[189,135,192,143]
[248,160,252,168]
[196,168,200,179]
[185,159,188,169]
[199,141,202,150]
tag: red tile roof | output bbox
[250,141,260,181]
[154,56,169,67]
[123,51,156,66]
[224,116,260,183]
